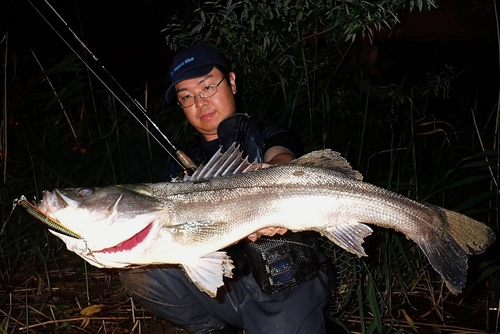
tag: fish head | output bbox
[38,185,171,267]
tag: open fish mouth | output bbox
[35,186,166,253]
[97,222,153,254]
[15,196,83,239]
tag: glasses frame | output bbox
[177,77,226,108]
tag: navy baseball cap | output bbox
[165,44,230,103]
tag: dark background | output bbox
[2,0,183,93]
[1,2,498,332]
[2,0,497,101]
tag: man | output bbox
[119,44,333,334]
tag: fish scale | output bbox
[20,145,496,297]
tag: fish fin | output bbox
[416,205,496,294]
[187,143,363,182]
[438,206,496,255]
[189,143,262,181]
[417,233,469,295]
[181,251,234,298]
[289,150,363,180]
[322,222,373,257]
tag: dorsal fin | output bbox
[188,143,363,182]
[189,143,262,182]
[288,149,363,180]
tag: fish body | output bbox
[35,147,496,297]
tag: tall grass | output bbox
[1,44,181,331]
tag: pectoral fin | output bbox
[323,222,373,257]
[182,251,234,298]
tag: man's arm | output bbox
[263,145,295,165]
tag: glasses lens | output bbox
[202,85,218,99]
[178,97,195,108]
[177,78,224,108]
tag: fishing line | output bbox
[27,0,195,171]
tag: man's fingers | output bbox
[247,227,288,241]
[248,232,260,242]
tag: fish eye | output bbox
[77,187,94,197]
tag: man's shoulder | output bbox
[257,119,290,137]
[255,118,303,157]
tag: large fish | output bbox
[27,145,495,297]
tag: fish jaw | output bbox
[49,216,172,268]
[39,186,171,263]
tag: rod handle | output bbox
[176,150,197,174]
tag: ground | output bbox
[1,252,497,333]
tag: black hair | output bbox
[214,65,231,86]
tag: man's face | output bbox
[175,67,237,141]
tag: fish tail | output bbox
[440,207,496,255]
[418,205,496,294]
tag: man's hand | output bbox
[248,227,288,242]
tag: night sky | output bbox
[2,0,190,90]
[1,0,498,99]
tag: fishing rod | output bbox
[27,0,197,174]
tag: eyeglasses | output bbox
[177,77,226,108]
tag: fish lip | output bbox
[95,222,153,254]
[40,190,54,213]
[41,189,69,213]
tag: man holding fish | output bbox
[27,41,495,334]
[119,44,342,333]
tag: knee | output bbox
[118,266,197,303]
[118,267,224,331]
[118,267,188,319]
[119,267,153,298]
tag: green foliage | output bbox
[163,0,437,151]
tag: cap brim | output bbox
[165,64,215,103]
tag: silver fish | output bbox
[32,145,495,297]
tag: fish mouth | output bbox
[15,196,82,239]
[96,222,153,254]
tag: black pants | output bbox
[119,265,328,334]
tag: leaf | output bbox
[400,309,417,331]
[453,191,496,213]
[367,278,383,332]
[80,304,106,316]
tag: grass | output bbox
[1,232,496,333]
[1,251,179,333]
